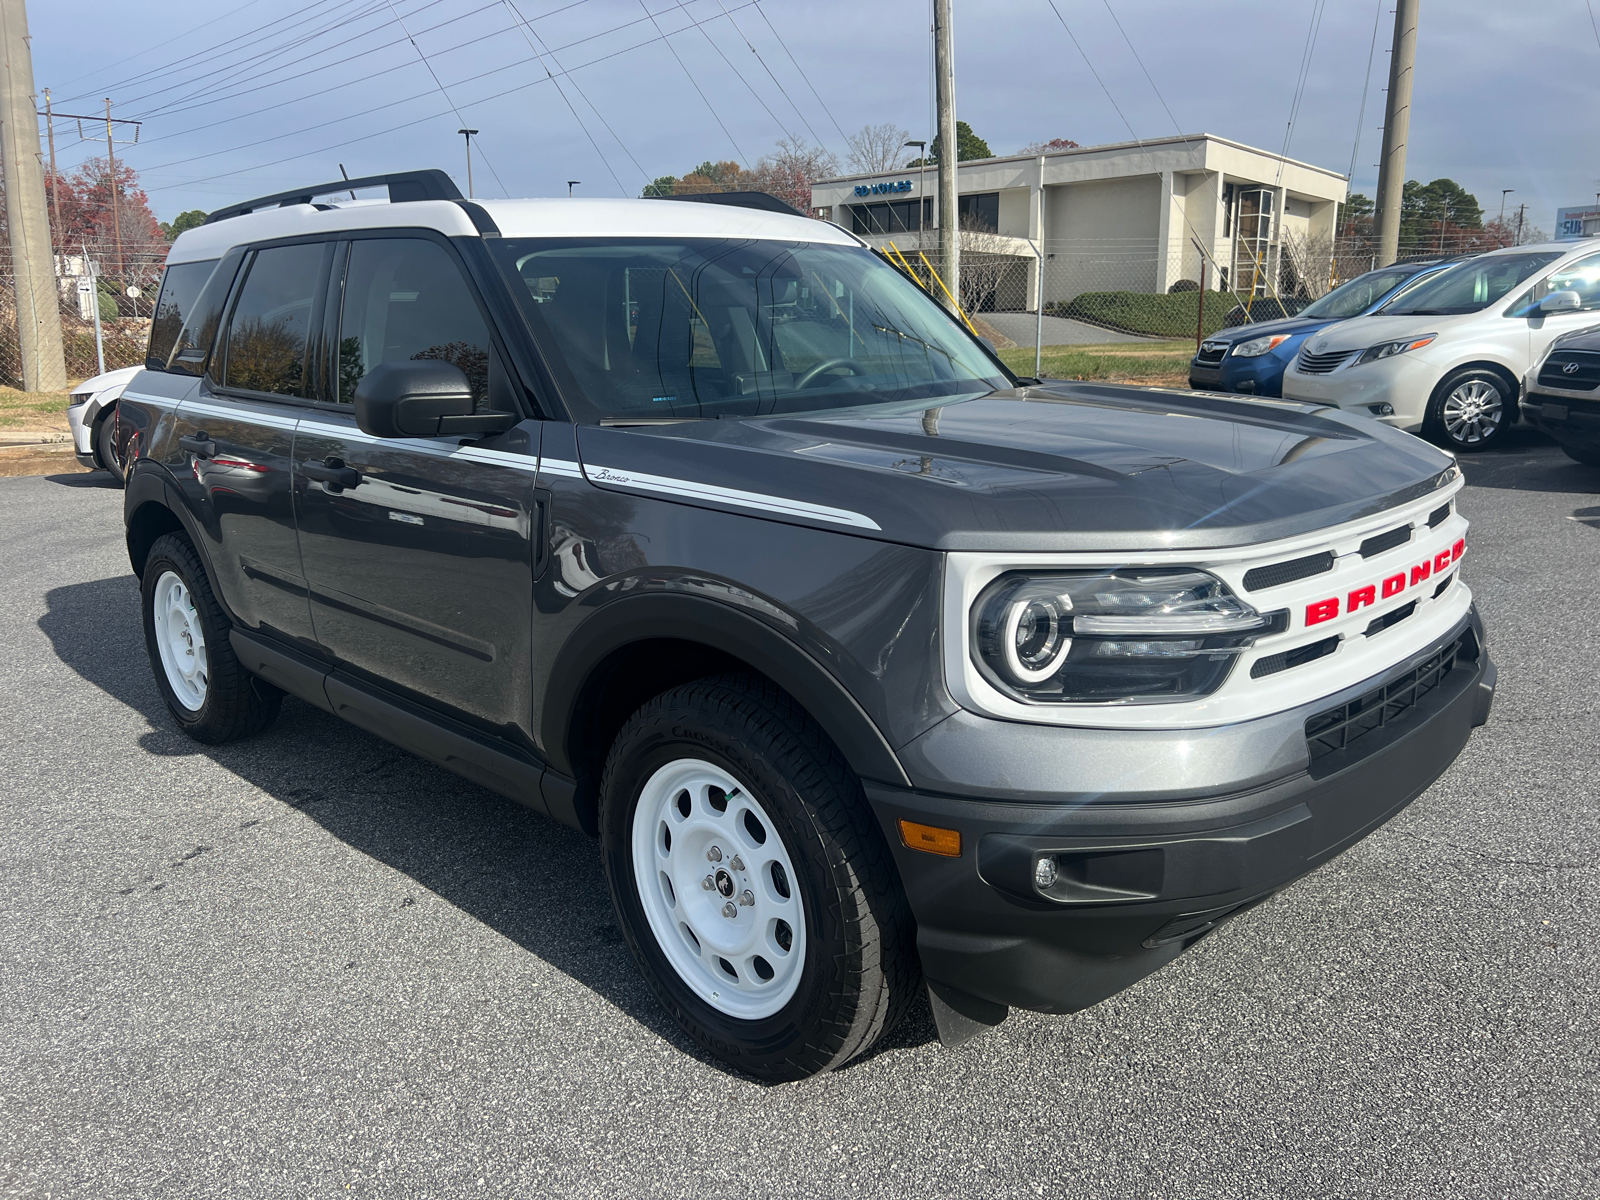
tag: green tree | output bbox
[912,121,993,165]
[159,209,207,240]
[1399,178,1483,250]
[641,176,678,197]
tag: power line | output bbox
[1097,0,1185,141]
[636,0,747,166]
[671,0,795,145]
[382,0,509,196]
[1043,1,1139,145]
[712,0,826,149]
[501,0,630,194]
[50,0,272,92]
[1277,0,1329,180]
[752,0,847,143]
[1347,0,1385,183]
[1588,0,1600,51]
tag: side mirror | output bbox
[1538,289,1582,314]
[353,360,511,438]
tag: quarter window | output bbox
[336,238,492,405]
[146,260,218,371]
[221,244,325,396]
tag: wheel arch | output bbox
[1431,359,1523,409]
[541,592,913,834]
[124,465,220,595]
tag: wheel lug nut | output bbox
[721,902,737,918]
[702,875,715,890]
[729,855,744,871]
[706,847,722,863]
[738,890,754,907]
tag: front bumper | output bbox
[1523,392,1600,449]
[1188,360,1225,389]
[1281,353,1441,430]
[868,609,1493,1018]
[66,400,93,457]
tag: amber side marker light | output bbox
[898,819,962,857]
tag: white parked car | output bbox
[1281,242,1600,450]
[67,364,141,483]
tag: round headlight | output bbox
[1004,594,1070,682]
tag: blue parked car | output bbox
[1189,259,1462,397]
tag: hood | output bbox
[1549,321,1600,352]
[1300,312,1469,355]
[1207,314,1333,345]
[73,364,142,394]
[575,382,1456,553]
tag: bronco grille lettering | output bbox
[1304,538,1464,626]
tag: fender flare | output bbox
[123,463,235,622]
[540,591,913,790]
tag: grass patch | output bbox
[0,390,72,431]
[998,340,1193,384]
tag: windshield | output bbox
[1298,266,1421,320]
[1382,252,1562,315]
[490,237,1010,421]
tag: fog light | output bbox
[1368,403,1395,416]
[1034,856,1058,889]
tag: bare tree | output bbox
[845,123,912,174]
[753,135,840,215]
[956,212,1020,313]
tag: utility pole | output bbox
[1373,0,1419,266]
[1514,203,1525,246]
[104,98,124,279]
[42,85,58,235]
[0,0,67,391]
[933,0,959,315]
[458,128,477,198]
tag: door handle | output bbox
[300,457,361,490]
[178,432,215,459]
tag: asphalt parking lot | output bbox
[2,430,1596,1199]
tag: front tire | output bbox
[93,407,125,487]
[141,532,282,743]
[599,674,917,1081]
[1427,368,1515,451]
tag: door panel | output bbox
[167,242,328,646]
[293,235,541,737]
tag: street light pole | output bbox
[904,140,926,249]
[568,180,581,197]
[1500,189,1513,222]
[458,128,478,198]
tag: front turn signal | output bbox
[899,820,962,857]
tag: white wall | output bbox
[1044,175,1161,301]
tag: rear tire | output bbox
[93,408,125,487]
[141,532,282,743]
[1426,368,1515,451]
[599,673,917,1081]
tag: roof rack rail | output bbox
[650,190,806,219]
[204,169,463,225]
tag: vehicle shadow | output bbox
[38,576,938,1079]
[43,470,121,489]
[1456,429,1600,493]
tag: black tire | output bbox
[599,673,917,1081]
[1561,442,1600,466]
[1425,367,1516,452]
[141,532,282,743]
[93,408,125,487]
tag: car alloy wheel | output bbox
[629,756,806,1020]
[151,570,209,711]
[1441,378,1505,447]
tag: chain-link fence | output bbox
[0,240,163,387]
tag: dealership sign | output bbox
[855,180,914,197]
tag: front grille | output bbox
[1196,341,1228,366]
[1243,550,1335,591]
[1427,502,1451,528]
[1295,347,1359,375]
[1538,350,1600,392]
[1305,633,1470,763]
[1363,600,1416,638]
[1251,635,1339,679]
[1432,572,1454,598]
[1359,524,1412,558]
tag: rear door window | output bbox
[220,243,327,397]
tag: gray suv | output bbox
[120,171,1495,1080]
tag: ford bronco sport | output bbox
[122,171,1495,1080]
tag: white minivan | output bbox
[1281,242,1600,450]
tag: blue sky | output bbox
[30,0,1600,229]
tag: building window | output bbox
[957,192,1000,231]
[849,198,933,235]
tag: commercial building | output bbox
[811,134,1348,310]
[1556,204,1600,240]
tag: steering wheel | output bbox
[794,357,867,390]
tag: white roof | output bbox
[167,196,853,265]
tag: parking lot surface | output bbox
[2,432,1596,1199]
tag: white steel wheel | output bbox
[630,757,806,1021]
[1441,378,1505,446]
[151,570,208,711]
